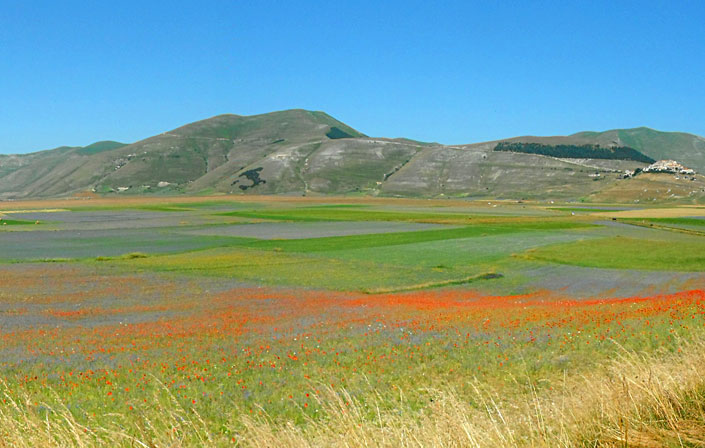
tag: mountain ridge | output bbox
[1,109,703,203]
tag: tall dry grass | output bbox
[2,341,705,447]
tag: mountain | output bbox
[1,110,704,203]
[0,110,368,198]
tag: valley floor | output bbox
[1,196,705,446]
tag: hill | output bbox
[0,141,126,198]
[501,127,705,173]
[571,127,705,172]
[1,111,704,203]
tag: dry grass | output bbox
[3,341,705,447]
[236,340,705,448]
[596,207,705,219]
[0,378,214,448]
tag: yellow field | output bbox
[595,206,705,218]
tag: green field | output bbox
[523,235,705,271]
[0,218,35,226]
[623,217,705,231]
[222,207,485,223]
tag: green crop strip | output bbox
[624,217,705,227]
[221,208,475,223]
[0,218,36,226]
[244,221,591,253]
[521,236,705,271]
[548,207,627,213]
[221,208,593,225]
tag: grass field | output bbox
[522,235,705,271]
[1,196,704,447]
[627,217,705,227]
[0,217,36,226]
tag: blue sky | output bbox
[1,1,703,153]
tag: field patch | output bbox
[522,236,705,271]
[63,199,266,212]
[548,206,636,213]
[245,221,591,253]
[596,207,705,219]
[222,207,584,225]
[110,222,595,291]
[623,217,705,228]
[312,230,594,271]
[0,217,36,226]
[0,229,252,261]
[182,221,450,239]
[114,246,494,291]
[222,207,478,223]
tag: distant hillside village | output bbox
[624,160,696,178]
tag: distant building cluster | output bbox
[624,160,696,178]
[643,160,695,175]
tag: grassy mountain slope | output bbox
[572,127,705,172]
[0,141,130,198]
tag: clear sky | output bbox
[1,1,703,154]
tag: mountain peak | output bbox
[167,109,366,141]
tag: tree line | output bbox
[494,142,655,163]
